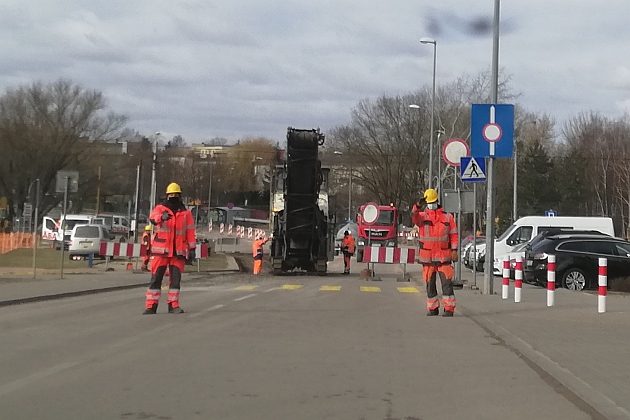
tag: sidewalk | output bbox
[0,253,240,304]
[452,269,630,419]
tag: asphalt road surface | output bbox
[0,259,600,419]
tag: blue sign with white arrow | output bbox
[471,104,514,158]
[460,156,486,183]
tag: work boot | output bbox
[426,308,439,316]
[143,304,158,315]
[168,303,184,314]
[442,310,454,317]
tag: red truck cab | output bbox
[356,203,399,261]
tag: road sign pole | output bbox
[484,0,501,295]
[472,183,478,289]
[32,179,40,280]
[59,177,69,280]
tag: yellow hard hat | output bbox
[424,188,439,204]
[144,225,152,231]
[166,182,182,195]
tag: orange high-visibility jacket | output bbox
[342,235,356,254]
[252,238,269,259]
[149,203,196,258]
[411,207,458,264]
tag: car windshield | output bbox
[376,210,394,225]
[497,224,516,241]
[75,226,100,238]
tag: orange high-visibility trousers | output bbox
[253,258,263,275]
[422,263,456,313]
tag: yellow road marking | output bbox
[233,285,258,291]
[281,284,304,290]
[360,286,381,293]
[397,287,420,293]
[320,285,341,291]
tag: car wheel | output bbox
[562,268,588,291]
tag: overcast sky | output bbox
[2,0,630,143]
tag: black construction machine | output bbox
[269,127,335,274]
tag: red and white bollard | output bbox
[598,258,607,314]
[514,257,523,303]
[547,254,556,307]
[502,258,510,299]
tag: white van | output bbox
[484,216,615,275]
[68,224,113,259]
[99,214,130,239]
[42,214,106,247]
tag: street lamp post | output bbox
[149,132,160,211]
[420,37,437,189]
[334,151,352,221]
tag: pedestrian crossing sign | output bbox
[460,157,486,183]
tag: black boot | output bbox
[168,303,184,314]
[442,310,454,317]
[143,303,158,315]
[426,308,439,316]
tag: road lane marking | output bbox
[320,285,341,291]
[360,286,381,293]
[189,304,225,319]
[233,294,257,302]
[233,285,259,291]
[264,287,281,293]
[397,287,420,293]
[281,284,304,290]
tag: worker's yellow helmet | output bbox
[165,182,182,195]
[144,225,152,231]
[423,188,439,204]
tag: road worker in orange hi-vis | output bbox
[411,188,458,317]
[143,182,196,315]
[341,230,356,275]
[141,225,152,272]
[252,234,271,275]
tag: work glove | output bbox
[451,250,458,262]
[161,211,171,222]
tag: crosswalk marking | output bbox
[281,284,304,290]
[320,285,342,291]
[397,287,420,293]
[360,286,381,293]
[233,285,259,291]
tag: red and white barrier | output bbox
[514,257,523,303]
[99,242,147,258]
[598,257,607,313]
[208,220,213,232]
[547,254,556,307]
[247,227,253,239]
[227,224,233,235]
[502,258,510,299]
[195,242,209,259]
[361,246,416,264]
[219,223,225,234]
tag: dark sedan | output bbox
[524,234,630,291]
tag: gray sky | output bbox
[2,0,629,143]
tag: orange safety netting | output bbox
[0,233,35,254]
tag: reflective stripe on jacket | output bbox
[149,203,196,258]
[411,207,458,264]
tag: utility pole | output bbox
[32,179,40,279]
[133,164,141,243]
[149,133,159,211]
[483,0,501,295]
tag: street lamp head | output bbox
[420,37,436,45]
[333,151,343,155]
[409,104,421,109]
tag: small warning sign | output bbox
[460,157,486,182]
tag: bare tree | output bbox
[0,79,126,222]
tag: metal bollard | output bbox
[598,258,607,314]
[514,257,523,303]
[547,254,556,307]
[502,258,510,300]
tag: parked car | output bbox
[524,233,630,291]
[506,229,610,280]
[68,224,114,260]
[463,237,485,269]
